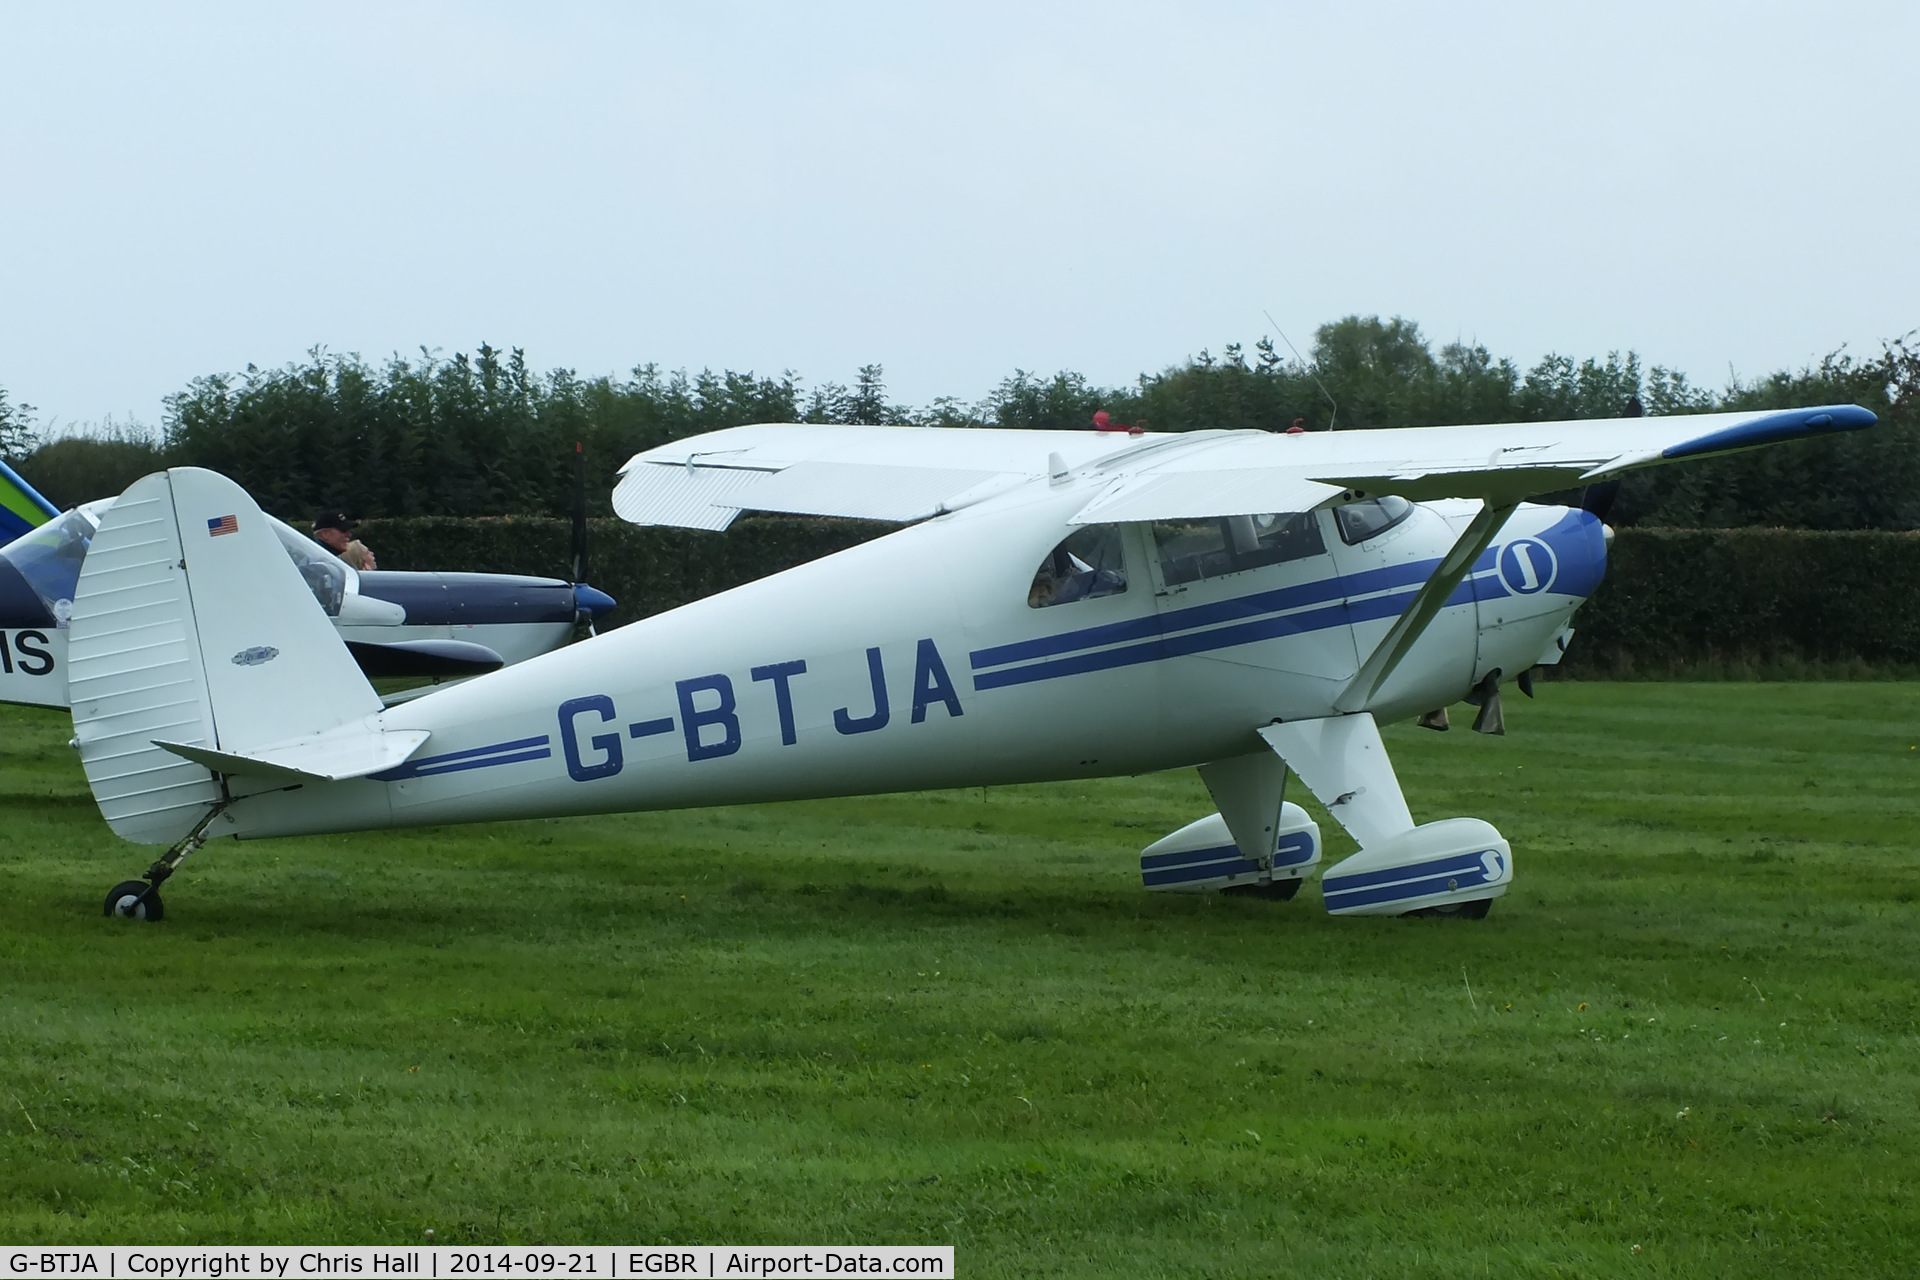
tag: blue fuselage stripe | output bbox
[369,734,554,782]
[971,554,1449,671]
[390,748,554,779]
[973,580,1486,690]
[968,511,1598,690]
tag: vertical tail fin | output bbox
[70,468,388,843]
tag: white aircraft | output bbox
[68,403,1874,922]
[2,498,616,710]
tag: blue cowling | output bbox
[573,583,617,620]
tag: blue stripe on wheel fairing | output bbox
[1141,842,1242,870]
[1323,866,1496,910]
[1144,856,1262,886]
[1322,850,1493,894]
[1274,831,1317,865]
[1140,831,1317,886]
[1322,851,1501,910]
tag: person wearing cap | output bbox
[312,511,377,571]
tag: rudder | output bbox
[70,468,387,844]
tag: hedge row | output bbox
[355,515,889,633]
[1561,527,1920,675]
[352,517,1920,674]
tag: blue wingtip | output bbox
[573,583,617,618]
[1662,404,1878,461]
[0,457,61,543]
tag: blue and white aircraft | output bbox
[69,403,1875,922]
[2,493,617,710]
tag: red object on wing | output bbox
[1092,410,1113,430]
[1286,418,1307,435]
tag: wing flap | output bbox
[1070,469,1344,524]
[738,461,1003,521]
[612,423,1150,528]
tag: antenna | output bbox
[1263,308,1339,431]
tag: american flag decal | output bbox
[207,514,239,537]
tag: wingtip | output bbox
[1661,403,1880,461]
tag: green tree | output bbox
[18,419,166,509]
[981,370,1111,432]
[1613,337,1920,530]
[0,384,38,463]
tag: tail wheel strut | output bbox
[102,801,229,922]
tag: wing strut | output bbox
[1334,501,1516,714]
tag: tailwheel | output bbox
[1403,896,1492,919]
[104,880,163,921]
[101,799,230,924]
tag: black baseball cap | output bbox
[313,510,356,533]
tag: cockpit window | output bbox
[268,516,349,616]
[1333,495,1414,545]
[1151,512,1326,587]
[0,504,353,625]
[0,507,95,625]
[1029,525,1128,608]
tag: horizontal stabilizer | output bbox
[156,727,431,782]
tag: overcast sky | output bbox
[1,1,1914,432]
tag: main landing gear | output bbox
[1138,713,1513,919]
[102,802,228,923]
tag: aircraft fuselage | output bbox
[219,487,1606,841]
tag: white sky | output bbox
[2,1,1914,431]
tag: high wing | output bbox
[612,404,1877,529]
[612,423,1154,528]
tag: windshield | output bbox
[267,516,351,616]
[0,504,353,623]
[1334,496,1414,544]
[1029,526,1129,608]
[0,507,97,625]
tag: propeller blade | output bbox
[570,441,589,585]
[1578,479,1621,523]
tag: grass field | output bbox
[3,684,1920,1276]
